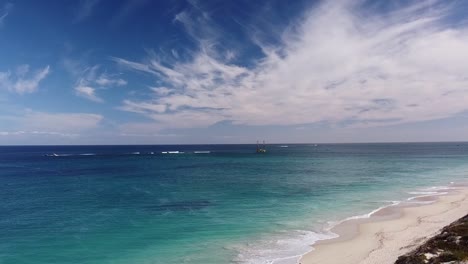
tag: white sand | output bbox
[300,187,468,264]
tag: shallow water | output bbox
[1,143,468,263]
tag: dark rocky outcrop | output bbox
[395,214,468,264]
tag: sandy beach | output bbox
[300,186,468,264]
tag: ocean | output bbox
[1,143,468,264]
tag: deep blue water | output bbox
[1,143,468,264]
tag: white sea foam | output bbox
[406,185,456,201]
[407,192,448,201]
[232,230,337,264]
[407,191,439,195]
[233,200,403,264]
[234,184,458,264]
[45,153,98,157]
[48,153,72,157]
[326,200,401,230]
[234,200,406,264]
[424,185,457,191]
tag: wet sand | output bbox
[300,187,468,264]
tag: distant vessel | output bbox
[256,140,267,153]
[280,145,288,148]
[45,153,59,157]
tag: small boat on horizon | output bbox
[256,140,267,153]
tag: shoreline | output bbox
[298,184,468,264]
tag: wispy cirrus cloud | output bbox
[95,73,127,86]
[0,65,50,94]
[0,130,79,137]
[75,85,103,102]
[0,110,103,143]
[110,0,150,26]
[20,111,103,132]
[64,60,127,103]
[4,110,104,132]
[0,2,13,28]
[73,0,101,23]
[114,0,468,133]
[73,65,103,102]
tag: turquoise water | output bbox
[1,143,468,263]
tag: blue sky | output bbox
[1,0,468,145]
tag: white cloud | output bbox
[75,85,103,102]
[0,65,50,94]
[0,2,13,28]
[0,111,104,144]
[0,130,79,137]
[118,122,185,138]
[19,111,103,132]
[1,110,101,132]
[120,99,166,114]
[95,73,127,86]
[68,63,127,102]
[150,86,172,96]
[114,0,468,131]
